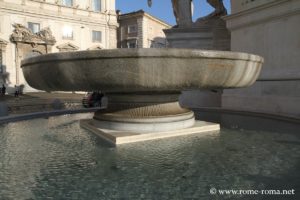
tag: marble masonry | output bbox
[19,1,264,145]
[158,0,231,108]
[223,0,300,118]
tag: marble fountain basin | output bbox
[21,48,263,145]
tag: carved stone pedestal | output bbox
[164,18,231,108]
[164,18,230,50]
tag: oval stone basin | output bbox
[21,48,264,144]
[21,48,263,93]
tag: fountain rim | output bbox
[21,48,264,67]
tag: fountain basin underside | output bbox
[21,49,263,144]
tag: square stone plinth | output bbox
[80,119,220,145]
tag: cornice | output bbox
[119,10,171,28]
[0,38,8,45]
[224,0,300,30]
[10,23,56,45]
[143,12,172,28]
[224,0,290,20]
[10,0,110,15]
[0,2,116,26]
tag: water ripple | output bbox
[0,114,299,199]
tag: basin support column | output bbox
[80,92,220,145]
[93,92,195,132]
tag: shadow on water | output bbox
[0,113,299,199]
[194,110,300,135]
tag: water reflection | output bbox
[0,113,299,199]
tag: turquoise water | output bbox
[0,113,299,199]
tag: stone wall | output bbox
[223,0,300,117]
[231,0,278,13]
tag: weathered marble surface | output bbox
[164,18,230,50]
[223,0,300,117]
[21,48,263,93]
[21,48,263,143]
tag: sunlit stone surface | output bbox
[21,49,263,92]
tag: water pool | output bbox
[0,113,299,199]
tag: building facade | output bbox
[0,0,118,92]
[117,10,171,48]
[223,0,300,117]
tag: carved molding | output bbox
[87,44,103,50]
[56,42,79,52]
[10,23,56,45]
[0,38,8,45]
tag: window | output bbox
[0,49,2,73]
[92,0,101,12]
[28,22,40,34]
[62,0,73,7]
[0,39,7,74]
[92,31,102,42]
[62,26,73,39]
[128,25,137,33]
[127,40,137,48]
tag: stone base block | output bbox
[164,18,230,50]
[80,119,220,145]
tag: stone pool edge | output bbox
[1,107,299,125]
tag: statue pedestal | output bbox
[164,18,230,50]
[164,18,231,109]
